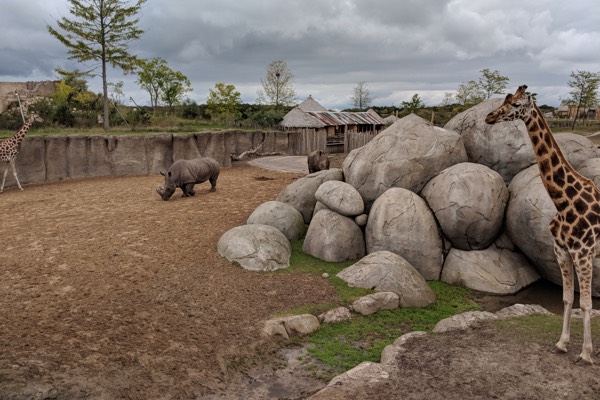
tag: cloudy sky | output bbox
[1,0,599,109]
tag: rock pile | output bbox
[218,100,600,306]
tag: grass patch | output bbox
[271,241,482,379]
[305,281,480,378]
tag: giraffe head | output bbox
[28,113,44,124]
[485,85,533,125]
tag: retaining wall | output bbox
[3,130,307,189]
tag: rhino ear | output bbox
[168,171,172,177]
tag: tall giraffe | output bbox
[485,85,600,364]
[0,113,44,193]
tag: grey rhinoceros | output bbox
[156,157,220,201]
[307,150,330,174]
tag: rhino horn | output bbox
[156,185,164,195]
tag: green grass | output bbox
[274,241,482,379]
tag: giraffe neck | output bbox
[11,121,32,146]
[524,103,579,205]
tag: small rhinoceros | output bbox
[307,150,330,174]
[156,157,220,201]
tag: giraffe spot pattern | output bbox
[550,153,560,167]
[575,199,589,214]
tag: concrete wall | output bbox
[2,129,378,189]
[2,130,305,189]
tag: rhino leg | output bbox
[183,183,195,196]
[209,175,218,192]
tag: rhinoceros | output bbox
[307,150,330,174]
[156,157,220,201]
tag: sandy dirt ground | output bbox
[2,156,600,400]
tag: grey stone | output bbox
[422,162,508,250]
[351,292,399,315]
[555,133,600,170]
[217,224,291,271]
[354,214,368,227]
[343,113,467,209]
[318,307,353,324]
[337,251,435,307]
[444,98,535,183]
[315,180,364,217]
[442,241,540,295]
[578,157,600,187]
[365,188,443,280]
[276,169,344,223]
[433,311,498,333]
[247,200,306,241]
[303,209,365,262]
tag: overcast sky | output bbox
[1,0,599,110]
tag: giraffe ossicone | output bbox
[0,113,44,193]
[486,85,600,365]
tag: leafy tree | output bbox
[136,57,191,109]
[47,0,147,130]
[401,93,425,113]
[564,70,600,129]
[351,82,373,111]
[206,82,242,121]
[479,68,509,99]
[108,80,125,105]
[256,59,297,108]
[455,80,484,105]
[160,70,192,108]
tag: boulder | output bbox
[318,307,353,324]
[263,314,320,339]
[505,165,560,284]
[444,98,535,183]
[217,224,291,271]
[276,168,344,223]
[351,292,399,315]
[365,188,443,280]
[315,180,364,216]
[421,162,508,250]
[442,237,541,295]
[555,133,600,170]
[343,114,467,208]
[337,251,435,307]
[577,157,600,187]
[247,200,306,241]
[302,210,365,262]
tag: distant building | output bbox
[280,95,385,152]
[556,104,600,120]
[0,81,58,114]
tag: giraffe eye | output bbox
[512,102,521,107]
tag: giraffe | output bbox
[0,113,44,193]
[485,85,600,364]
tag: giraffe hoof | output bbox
[574,355,594,365]
[553,345,568,354]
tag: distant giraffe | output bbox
[0,113,44,192]
[486,85,600,364]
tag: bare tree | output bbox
[351,82,373,110]
[256,60,297,109]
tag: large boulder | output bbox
[421,162,508,250]
[303,210,365,262]
[315,180,364,217]
[247,200,306,241]
[365,188,443,280]
[578,158,600,187]
[337,251,436,307]
[506,165,600,295]
[217,224,291,271]
[555,133,600,170]
[343,114,467,208]
[444,98,535,183]
[442,235,541,295]
[276,169,344,223]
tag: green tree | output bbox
[47,0,147,130]
[455,80,484,105]
[351,82,373,111]
[564,70,600,129]
[479,68,509,99]
[401,93,425,113]
[136,57,191,109]
[256,59,297,109]
[206,82,242,122]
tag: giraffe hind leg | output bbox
[573,249,594,365]
[553,242,574,354]
[0,165,9,193]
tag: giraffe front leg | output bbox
[553,242,574,354]
[11,161,23,190]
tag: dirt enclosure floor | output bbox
[1,160,600,400]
